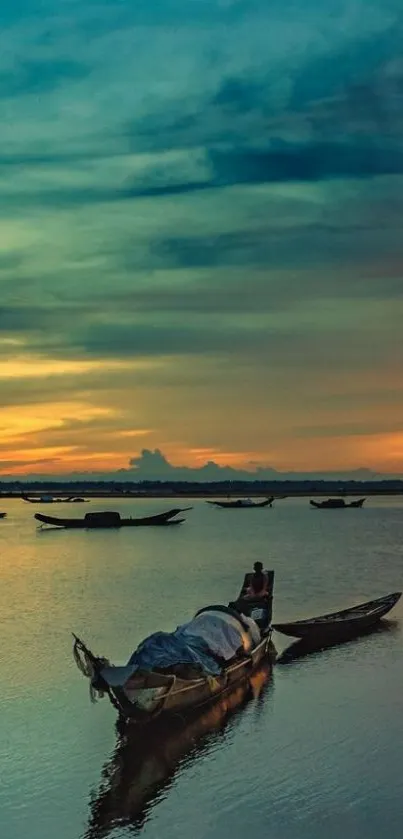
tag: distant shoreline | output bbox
[1,487,403,499]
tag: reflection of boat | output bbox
[309,498,365,509]
[273,591,401,640]
[85,663,273,838]
[34,507,191,529]
[276,620,399,664]
[73,571,275,722]
[207,497,274,509]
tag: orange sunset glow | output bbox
[0,335,403,477]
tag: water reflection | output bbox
[276,619,399,664]
[84,664,273,838]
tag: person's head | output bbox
[253,561,263,573]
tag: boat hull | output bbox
[35,515,184,528]
[109,634,275,721]
[273,592,401,639]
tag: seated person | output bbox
[228,562,270,621]
[244,561,269,600]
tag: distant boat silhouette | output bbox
[35,507,191,529]
[207,496,274,509]
[309,497,365,509]
[22,494,89,504]
[22,494,56,503]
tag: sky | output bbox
[1,0,403,479]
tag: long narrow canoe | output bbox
[273,591,401,639]
[35,507,191,529]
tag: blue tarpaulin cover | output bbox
[127,627,222,675]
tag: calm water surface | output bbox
[1,496,402,839]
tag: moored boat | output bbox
[0,512,6,519]
[309,498,366,509]
[272,591,401,640]
[72,571,275,722]
[35,507,191,529]
[207,496,274,509]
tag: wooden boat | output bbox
[0,512,6,519]
[207,496,274,509]
[85,663,272,836]
[309,497,365,509]
[272,591,401,640]
[35,507,191,529]
[72,571,275,722]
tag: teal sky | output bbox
[1,0,403,477]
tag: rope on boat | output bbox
[72,635,110,704]
[207,675,221,692]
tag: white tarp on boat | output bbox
[182,609,260,660]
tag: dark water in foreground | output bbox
[0,496,402,839]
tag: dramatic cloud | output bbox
[1,0,403,476]
[1,447,401,483]
[126,448,385,482]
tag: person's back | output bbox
[245,562,268,599]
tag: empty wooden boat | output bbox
[273,591,401,640]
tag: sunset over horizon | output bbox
[1,0,403,478]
